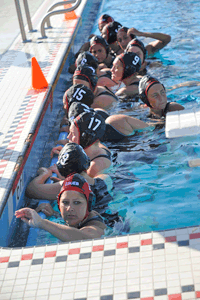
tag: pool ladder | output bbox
[14,0,81,41]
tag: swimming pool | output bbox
[7,0,200,246]
[92,0,200,235]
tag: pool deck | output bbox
[1,0,200,299]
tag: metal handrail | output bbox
[46,0,77,28]
[40,0,81,38]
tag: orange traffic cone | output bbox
[64,3,78,20]
[31,57,48,89]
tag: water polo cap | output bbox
[75,51,99,70]
[56,143,90,177]
[63,84,94,113]
[57,173,95,219]
[103,21,122,44]
[73,65,98,92]
[126,38,147,62]
[90,35,110,56]
[118,52,141,80]
[73,111,106,149]
[98,14,114,30]
[138,75,163,107]
[68,102,92,122]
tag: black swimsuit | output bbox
[162,102,171,117]
[102,124,127,142]
[91,177,122,227]
[90,148,112,162]
[78,213,104,229]
[97,86,119,101]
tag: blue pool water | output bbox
[15,0,200,245]
[91,0,200,236]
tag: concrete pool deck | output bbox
[0,0,200,299]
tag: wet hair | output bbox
[56,143,90,178]
[89,35,110,57]
[138,75,164,107]
[103,21,122,44]
[63,84,94,113]
[118,52,141,80]
[73,65,98,92]
[98,14,114,30]
[57,173,95,219]
[73,110,106,149]
[126,38,147,63]
[75,51,99,70]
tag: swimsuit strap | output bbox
[77,214,104,229]
[162,102,171,117]
[97,87,119,101]
[91,148,112,162]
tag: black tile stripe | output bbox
[155,288,167,296]
[153,243,165,250]
[178,240,189,247]
[182,285,195,293]
[100,296,113,300]
[31,258,43,265]
[104,250,116,256]
[128,247,140,253]
[55,255,67,262]
[8,261,19,268]
[79,253,91,259]
[127,291,140,299]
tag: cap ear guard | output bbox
[75,51,99,70]
[81,130,97,148]
[138,75,162,108]
[119,52,141,80]
[138,89,152,107]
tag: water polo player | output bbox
[68,102,149,142]
[98,14,114,33]
[63,84,95,115]
[67,110,112,177]
[16,174,106,242]
[117,26,136,51]
[73,65,118,110]
[139,75,184,119]
[26,143,118,227]
[101,21,123,56]
[89,35,115,69]
[111,52,142,98]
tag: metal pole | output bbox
[14,0,28,42]
[40,0,81,38]
[23,0,34,32]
